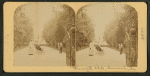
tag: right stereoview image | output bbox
[75,3,138,67]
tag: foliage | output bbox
[42,4,75,47]
[14,6,33,51]
[104,5,138,47]
[76,8,95,47]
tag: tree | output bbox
[76,8,95,44]
[14,6,33,51]
[104,5,138,48]
[42,4,75,47]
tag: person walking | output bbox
[59,42,63,53]
[58,42,60,49]
[130,48,136,66]
[120,43,123,54]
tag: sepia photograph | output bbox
[13,3,75,66]
[75,3,138,67]
[3,2,147,72]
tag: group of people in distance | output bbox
[118,43,136,64]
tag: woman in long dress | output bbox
[89,41,95,56]
[29,40,34,55]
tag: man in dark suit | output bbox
[59,42,63,53]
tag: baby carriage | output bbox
[95,45,102,51]
[93,41,102,51]
[34,44,44,54]
[94,41,104,55]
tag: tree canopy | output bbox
[14,6,33,51]
[42,4,75,46]
[104,5,138,47]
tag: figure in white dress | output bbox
[89,41,96,56]
[29,40,35,55]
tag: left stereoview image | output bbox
[13,3,75,66]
